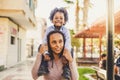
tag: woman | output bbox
[99,54,107,70]
[31,31,79,80]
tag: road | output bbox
[0,57,43,80]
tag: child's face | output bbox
[52,12,65,27]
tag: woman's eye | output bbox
[59,40,63,43]
[52,41,56,44]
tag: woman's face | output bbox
[52,12,65,27]
[49,33,64,54]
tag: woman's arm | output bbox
[31,53,42,80]
[69,60,79,80]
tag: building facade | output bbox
[0,0,37,68]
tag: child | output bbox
[38,7,72,80]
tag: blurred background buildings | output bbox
[0,0,37,68]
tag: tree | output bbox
[70,29,81,58]
[64,0,92,32]
[63,0,74,4]
[70,29,81,47]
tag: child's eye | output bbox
[55,17,58,19]
[60,18,63,20]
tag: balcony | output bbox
[0,0,36,29]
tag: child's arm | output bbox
[64,29,72,52]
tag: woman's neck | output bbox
[53,53,59,61]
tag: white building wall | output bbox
[7,19,18,67]
[0,0,28,9]
[19,27,27,61]
[26,18,47,56]
[0,0,37,68]
[0,17,27,68]
[0,18,9,66]
[0,0,36,25]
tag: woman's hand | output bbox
[63,48,73,62]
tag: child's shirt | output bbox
[43,25,71,52]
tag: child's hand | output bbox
[44,54,51,61]
[39,44,48,54]
[63,48,73,62]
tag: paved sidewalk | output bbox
[0,57,97,80]
[0,57,43,80]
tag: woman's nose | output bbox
[56,42,60,47]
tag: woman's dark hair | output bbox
[49,7,68,23]
[47,30,65,60]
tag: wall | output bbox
[0,17,27,68]
[0,18,9,66]
[7,18,18,67]
[18,27,27,61]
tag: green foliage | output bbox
[0,65,4,71]
[70,29,81,47]
[77,67,95,80]
[114,40,120,46]
[63,0,74,4]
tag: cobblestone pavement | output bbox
[0,58,43,80]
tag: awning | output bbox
[74,10,120,38]
[0,9,36,29]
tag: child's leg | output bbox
[71,48,74,58]
[37,44,50,76]
[37,55,49,76]
[62,56,71,80]
[61,48,74,79]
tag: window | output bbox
[29,0,35,12]
[11,36,15,45]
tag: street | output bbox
[0,57,43,80]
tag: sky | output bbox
[35,0,120,29]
